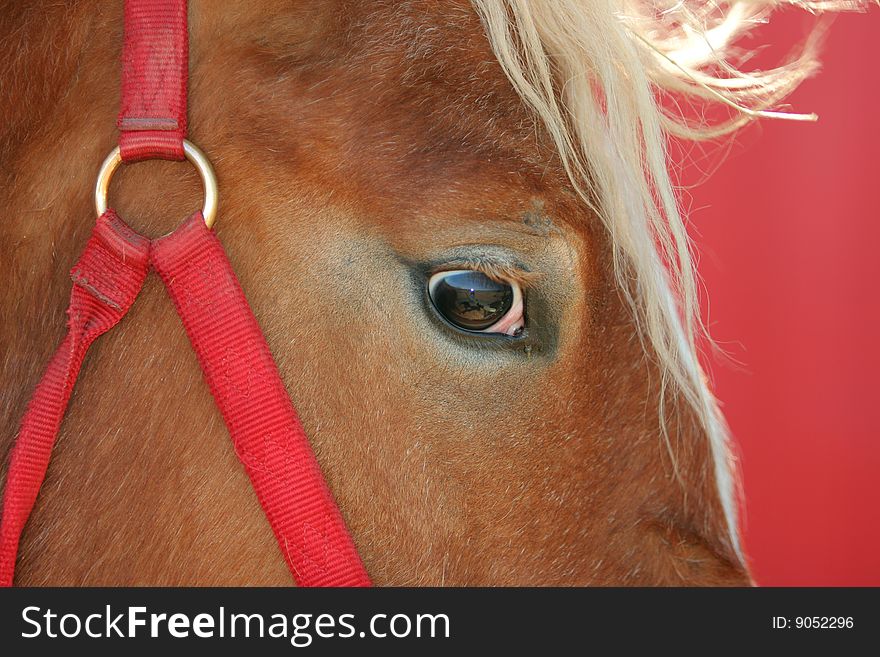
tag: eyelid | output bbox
[430,258,539,289]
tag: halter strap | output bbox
[0,212,151,586]
[0,0,371,587]
[118,0,188,161]
[152,215,371,586]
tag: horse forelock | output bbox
[471,0,873,562]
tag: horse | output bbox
[0,0,864,585]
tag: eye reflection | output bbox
[428,270,524,336]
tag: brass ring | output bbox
[94,139,219,229]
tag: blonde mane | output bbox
[471,0,872,557]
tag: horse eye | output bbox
[427,270,524,336]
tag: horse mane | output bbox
[471,0,872,557]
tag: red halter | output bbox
[0,0,370,587]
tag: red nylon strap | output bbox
[1,0,369,587]
[151,214,371,587]
[0,211,150,586]
[0,211,370,586]
[117,0,188,161]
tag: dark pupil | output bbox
[430,271,513,331]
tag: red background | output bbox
[687,11,880,585]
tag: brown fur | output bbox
[0,0,749,585]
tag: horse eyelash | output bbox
[431,258,541,289]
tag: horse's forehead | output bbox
[210,0,531,145]
[209,1,487,62]
[202,1,578,231]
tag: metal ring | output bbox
[94,139,219,229]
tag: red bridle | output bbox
[0,0,371,587]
